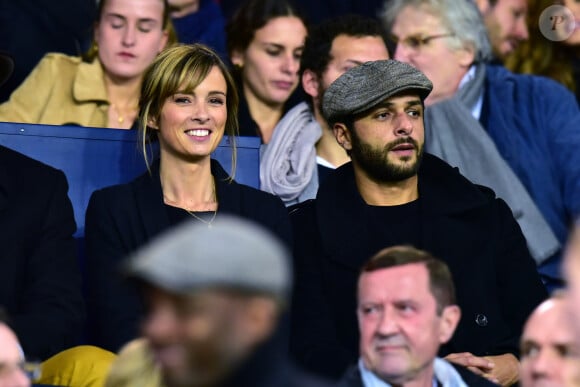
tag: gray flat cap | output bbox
[124,215,291,299]
[322,60,433,124]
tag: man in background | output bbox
[473,0,529,61]
[519,293,580,387]
[300,14,389,180]
[337,245,496,387]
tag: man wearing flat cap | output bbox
[105,215,330,387]
[289,60,547,386]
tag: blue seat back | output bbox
[0,122,261,237]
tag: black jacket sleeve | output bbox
[7,169,85,360]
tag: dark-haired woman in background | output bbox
[227,0,321,206]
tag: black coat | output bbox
[335,363,498,387]
[85,159,292,352]
[0,145,84,360]
[289,154,547,379]
[220,330,333,387]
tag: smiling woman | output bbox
[0,0,175,129]
[83,44,293,352]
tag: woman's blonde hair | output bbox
[104,339,162,387]
[138,44,239,178]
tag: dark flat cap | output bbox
[124,215,292,300]
[0,52,14,87]
[322,60,433,124]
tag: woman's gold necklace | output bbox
[165,178,218,228]
[110,103,138,125]
[185,206,217,228]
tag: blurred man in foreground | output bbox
[106,215,329,387]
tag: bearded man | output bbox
[288,60,547,386]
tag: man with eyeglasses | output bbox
[381,0,580,292]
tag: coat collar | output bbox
[314,153,491,270]
[317,153,489,218]
[130,158,244,238]
[73,58,109,103]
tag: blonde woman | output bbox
[84,44,291,352]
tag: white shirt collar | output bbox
[358,357,468,387]
[457,65,484,120]
[358,358,437,387]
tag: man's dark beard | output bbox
[350,132,423,183]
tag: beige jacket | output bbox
[0,53,110,127]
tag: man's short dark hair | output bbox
[360,245,456,314]
[299,14,387,79]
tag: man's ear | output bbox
[241,297,278,345]
[456,45,476,68]
[333,123,352,151]
[302,69,320,98]
[438,305,461,344]
[230,49,245,67]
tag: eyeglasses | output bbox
[389,33,455,52]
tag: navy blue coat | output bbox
[482,65,580,283]
[0,145,84,360]
[289,154,547,379]
[85,159,291,352]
